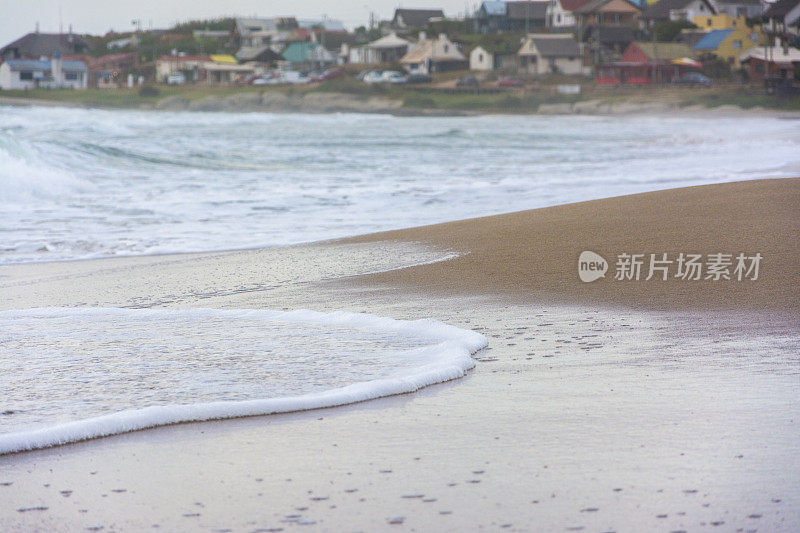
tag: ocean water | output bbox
[1,106,799,264]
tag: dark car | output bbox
[456,75,479,88]
[673,72,711,87]
[406,73,433,84]
[312,67,345,82]
[498,76,524,88]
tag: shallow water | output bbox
[0,307,486,453]
[1,106,799,263]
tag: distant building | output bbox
[400,32,467,73]
[642,0,717,23]
[712,0,762,19]
[234,17,298,48]
[349,33,412,64]
[572,0,642,28]
[0,31,90,61]
[740,44,800,80]
[0,55,88,89]
[392,8,445,29]
[596,41,696,84]
[476,2,549,33]
[693,13,754,30]
[547,0,594,28]
[470,43,519,70]
[517,34,583,74]
[281,42,338,70]
[693,27,756,67]
[763,0,800,36]
[234,46,285,65]
[297,19,347,31]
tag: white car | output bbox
[361,71,384,84]
[166,72,186,85]
[382,71,407,84]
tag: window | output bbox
[65,72,78,80]
[19,71,34,80]
[479,53,484,62]
[707,18,712,26]
[733,40,742,49]
[444,44,449,53]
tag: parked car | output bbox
[358,69,382,81]
[673,72,711,87]
[381,71,407,84]
[361,70,385,84]
[405,73,432,84]
[312,67,345,82]
[166,72,186,85]
[456,75,479,88]
[498,76,524,88]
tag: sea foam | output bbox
[0,307,487,455]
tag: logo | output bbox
[578,251,608,283]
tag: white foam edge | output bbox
[0,307,488,455]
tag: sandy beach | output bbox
[1,178,798,532]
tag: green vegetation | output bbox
[652,20,698,42]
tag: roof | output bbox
[297,19,346,31]
[574,0,642,14]
[210,54,238,64]
[631,41,695,59]
[643,0,717,19]
[393,8,446,27]
[235,18,277,35]
[3,59,87,72]
[367,33,412,49]
[401,36,466,63]
[312,30,358,51]
[528,35,581,57]
[234,46,284,62]
[764,0,800,18]
[480,1,508,16]
[715,0,760,5]
[507,1,549,19]
[558,0,595,11]
[0,32,89,60]
[693,29,734,50]
[740,44,800,62]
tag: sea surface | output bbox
[1,106,799,264]
[1,105,798,453]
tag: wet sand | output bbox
[1,179,798,532]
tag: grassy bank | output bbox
[2,79,799,113]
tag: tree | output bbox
[651,20,697,42]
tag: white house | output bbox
[0,55,88,89]
[547,0,582,27]
[517,34,583,75]
[349,32,411,64]
[400,32,467,74]
[470,44,519,71]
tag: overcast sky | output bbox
[1,1,477,46]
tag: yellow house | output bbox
[693,27,757,68]
[692,13,749,30]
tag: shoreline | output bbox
[1,179,798,531]
[3,90,800,117]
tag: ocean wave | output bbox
[0,307,487,455]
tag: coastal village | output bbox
[0,0,799,106]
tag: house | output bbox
[470,42,520,71]
[763,0,800,36]
[642,0,717,23]
[581,25,636,61]
[547,0,593,28]
[692,13,754,30]
[0,31,90,61]
[0,55,88,89]
[596,41,695,83]
[156,54,209,83]
[693,28,756,67]
[392,8,445,29]
[203,55,256,85]
[281,42,338,70]
[712,0,762,18]
[107,36,138,50]
[400,32,467,74]
[349,33,411,64]
[310,30,358,63]
[739,43,800,80]
[297,19,347,32]
[476,2,510,32]
[85,52,138,87]
[572,0,642,28]
[234,17,298,48]
[517,34,583,74]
